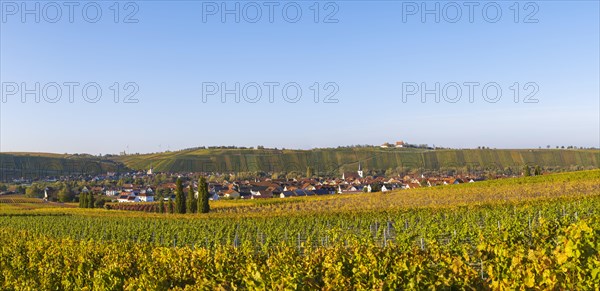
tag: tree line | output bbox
[171,177,210,214]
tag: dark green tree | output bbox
[159,196,165,214]
[168,197,174,214]
[187,185,197,214]
[79,192,86,208]
[370,182,382,192]
[175,178,185,214]
[197,177,210,213]
[87,193,94,208]
[94,197,105,208]
[523,165,531,177]
[534,165,542,176]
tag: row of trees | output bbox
[79,192,94,208]
[523,165,543,177]
[174,177,210,214]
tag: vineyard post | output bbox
[480,259,484,279]
[383,229,387,247]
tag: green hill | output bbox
[114,148,599,175]
[0,153,127,181]
[2,148,597,180]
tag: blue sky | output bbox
[1,1,599,154]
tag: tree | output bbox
[197,177,210,214]
[174,178,185,214]
[58,184,74,202]
[523,165,531,177]
[25,184,42,198]
[534,165,542,176]
[159,196,165,214]
[370,182,382,192]
[94,197,105,208]
[79,192,86,208]
[186,185,197,214]
[306,166,313,178]
[168,197,174,214]
[87,193,94,208]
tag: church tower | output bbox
[357,162,364,178]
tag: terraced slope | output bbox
[114,148,599,174]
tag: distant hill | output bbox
[1,148,597,180]
[112,148,600,175]
[0,153,127,181]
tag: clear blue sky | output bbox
[1,1,599,154]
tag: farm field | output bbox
[0,170,599,289]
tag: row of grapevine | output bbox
[1,215,597,289]
[1,195,598,252]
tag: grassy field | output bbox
[0,170,599,289]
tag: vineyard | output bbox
[0,170,599,289]
[114,147,600,174]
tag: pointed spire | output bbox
[357,162,364,178]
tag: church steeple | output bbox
[357,162,364,178]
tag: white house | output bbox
[117,195,132,203]
[223,189,240,199]
[105,189,120,196]
[137,193,154,202]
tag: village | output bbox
[2,141,556,204]
[80,161,487,203]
